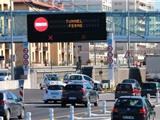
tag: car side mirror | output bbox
[151,105,155,108]
[17,97,22,102]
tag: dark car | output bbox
[111,96,156,120]
[61,81,99,107]
[115,83,141,99]
[141,82,160,96]
[0,90,25,120]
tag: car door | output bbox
[84,82,97,103]
[9,92,23,116]
[6,92,17,117]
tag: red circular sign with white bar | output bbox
[34,17,48,32]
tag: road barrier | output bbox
[69,105,74,120]
[26,112,31,120]
[0,117,3,120]
[49,108,54,120]
[87,102,92,117]
[156,92,160,104]
[147,94,151,101]
[102,101,107,114]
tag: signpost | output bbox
[23,42,29,76]
[107,33,115,86]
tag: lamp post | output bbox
[10,0,14,79]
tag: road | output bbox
[12,89,160,120]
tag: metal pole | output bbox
[127,0,130,68]
[94,43,96,65]
[10,0,14,79]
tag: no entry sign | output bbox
[34,17,48,32]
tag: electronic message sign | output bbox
[27,12,106,42]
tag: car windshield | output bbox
[69,75,82,80]
[48,85,64,90]
[64,85,83,90]
[116,84,132,91]
[115,98,143,107]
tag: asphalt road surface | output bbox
[11,89,160,120]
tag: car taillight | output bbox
[80,88,86,94]
[0,100,5,105]
[139,108,147,114]
[112,107,118,113]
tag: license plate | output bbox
[122,116,134,119]
[69,97,76,100]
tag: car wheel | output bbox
[18,108,25,119]
[61,102,66,107]
[44,100,48,104]
[94,97,99,107]
[40,84,43,90]
[84,102,88,107]
[5,110,10,120]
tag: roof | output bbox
[13,0,64,11]
[119,96,144,99]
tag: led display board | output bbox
[27,12,106,42]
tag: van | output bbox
[115,83,141,99]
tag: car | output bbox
[43,83,65,103]
[115,83,141,99]
[122,79,141,88]
[0,69,11,81]
[61,81,99,107]
[40,73,61,89]
[93,81,103,93]
[111,96,156,120]
[0,90,25,120]
[66,73,94,86]
[141,82,160,96]
[63,73,72,83]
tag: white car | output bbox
[67,73,94,86]
[43,83,65,103]
[40,73,61,89]
[0,69,11,81]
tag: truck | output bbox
[145,55,160,81]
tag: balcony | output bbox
[43,46,48,51]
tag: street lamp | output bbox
[10,0,14,79]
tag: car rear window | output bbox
[0,93,3,99]
[69,75,82,80]
[115,98,143,107]
[142,83,156,89]
[48,85,64,90]
[47,76,60,81]
[64,85,83,90]
[116,84,132,91]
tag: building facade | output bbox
[61,0,112,65]
[13,0,73,67]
